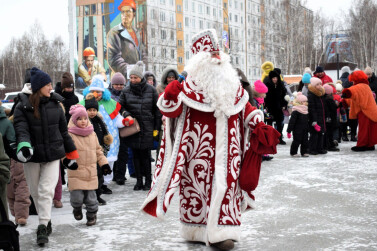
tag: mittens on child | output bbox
[101,164,112,175]
[287,132,292,139]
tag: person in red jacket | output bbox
[313,66,333,85]
[342,70,377,151]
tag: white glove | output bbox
[17,147,33,162]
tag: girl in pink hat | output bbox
[253,80,274,161]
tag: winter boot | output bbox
[16,218,27,226]
[143,176,152,191]
[97,196,107,206]
[351,146,367,151]
[37,224,49,246]
[351,134,357,142]
[211,239,235,250]
[53,199,63,208]
[86,212,97,226]
[134,178,144,190]
[47,220,52,236]
[101,185,112,194]
[73,207,83,221]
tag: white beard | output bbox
[185,51,241,117]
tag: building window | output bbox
[236,57,239,64]
[162,48,166,58]
[223,3,227,8]
[161,30,166,39]
[170,30,174,40]
[151,28,155,38]
[186,51,190,59]
[206,6,210,15]
[192,2,195,12]
[160,0,165,4]
[213,8,216,17]
[178,22,182,30]
[185,0,188,10]
[178,57,183,64]
[178,40,183,46]
[199,20,203,29]
[152,47,156,57]
[170,0,173,5]
[185,17,189,27]
[192,19,195,28]
[177,5,182,12]
[199,4,203,14]
[229,13,232,21]
[235,14,238,23]
[171,49,175,59]
[160,11,165,22]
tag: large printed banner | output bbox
[325,34,353,63]
[75,0,147,86]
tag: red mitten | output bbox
[164,80,183,101]
[122,117,135,127]
[342,88,352,99]
[122,117,129,126]
[287,132,292,139]
[314,124,321,132]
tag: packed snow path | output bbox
[14,140,377,250]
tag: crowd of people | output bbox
[0,28,377,250]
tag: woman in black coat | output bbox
[13,67,77,246]
[264,69,288,144]
[307,77,327,155]
[119,62,161,191]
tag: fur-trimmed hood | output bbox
[144,71,157,87]
[308,84,325,97]
[156,66,178,94]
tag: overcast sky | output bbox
[0,0,353,53]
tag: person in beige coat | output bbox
[63,104,111,226]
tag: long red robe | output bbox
[346,83,377,147]
[141,79,264,245]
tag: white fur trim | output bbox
[244,109,264,128]
[157,94,183,113]
[89,86,105,92]
[180,222,240,245]
[114,113,125,128]
[140,106,187,218]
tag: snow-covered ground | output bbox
[12,139,377,250]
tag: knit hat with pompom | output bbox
[69,104,88,126]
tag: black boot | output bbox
[37,224,49,246]
[101,185,112,194]
[342,135,349,141]
[97,196,107,205]
[134,178,144,190]
[47,220,52,235]
[73,207,83,221]
[351,134,357,142]
[86,212,97,226]
[279,137,286,145]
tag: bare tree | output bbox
[348,0,377,69]
[0,21,70,90]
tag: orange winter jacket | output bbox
[346,83,377,122]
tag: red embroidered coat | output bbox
[141,79,264,245]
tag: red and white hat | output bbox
[191,29,220,55]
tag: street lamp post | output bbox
[336,36,339,80]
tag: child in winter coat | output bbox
[64,104,111,226]
[253,80,273,161]
[307,77,327,155]
[323,84,340,151]
[85,93,113,206]
[287,92,309,157]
